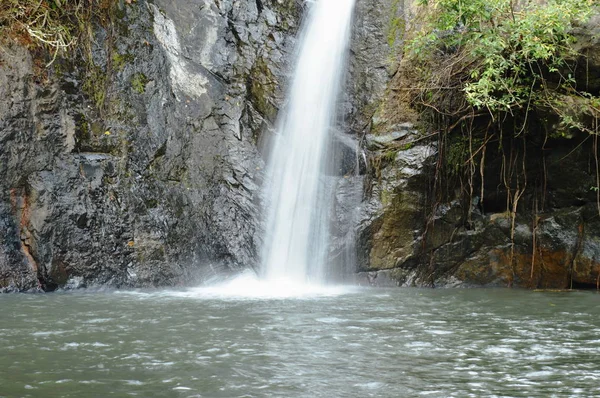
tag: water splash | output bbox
[117,271,355,300]
[261,0,357,284]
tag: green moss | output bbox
[387,0,404,48]
[270,1,302,31]
[383,150,398,163]
[388,17,405,47]
[248,58,277,121]
[111,52,133,70]
[0,0,118,64]
[131,73,148,94]
[371,98,390,135]
[82,64,107,109]
[400,142,414,151]
[90,121,104,136]
[445,134,468,176]
[51,59,66,80]
[112,2,127,20]
[444,133,483,177]
[387,0,405,59]
[75,113,91,147]
[381,188,393,207]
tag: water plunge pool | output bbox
[1,285,599,397]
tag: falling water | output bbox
[262,0,356,284]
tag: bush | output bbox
[409,0,598,129]
[0,0,114,66]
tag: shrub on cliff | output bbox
[0,0,114,66]
[409,0,598,133]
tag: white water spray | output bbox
[262,0,356,284]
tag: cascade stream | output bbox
[261,0,357,284]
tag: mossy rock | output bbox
[248,57,278,121]
[131,73,148,94]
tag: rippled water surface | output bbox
[1,284,599,397]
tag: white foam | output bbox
[168,272,355,300]
[113,271,357,300]
[32,331,67,336]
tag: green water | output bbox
[1,286,599,397]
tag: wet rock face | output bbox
[0,0,303,291]
[358,114,600,289]
[346,0,405,132]
[359,130,600,289]
[326,0,408,280]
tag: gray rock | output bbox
[0,0,303,290]
[366,131,408,148]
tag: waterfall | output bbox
[262,0,356,284]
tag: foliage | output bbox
[0,0,114,66]
[410,0,598,124]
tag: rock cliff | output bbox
[0,0,306,291]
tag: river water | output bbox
[1,282,599,397]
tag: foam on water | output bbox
[165,272,355,300]
[115,271,355,300]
